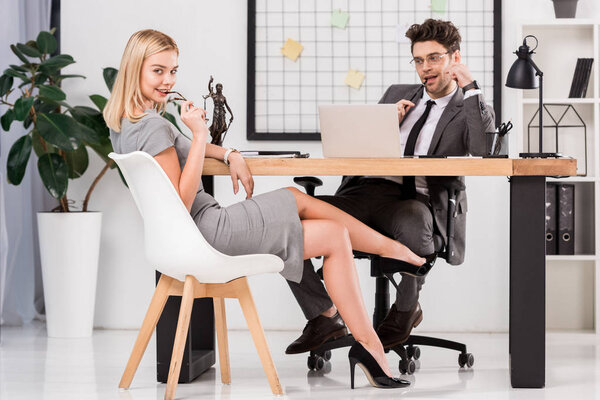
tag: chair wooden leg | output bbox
[236,278,283,395]
[213,297,231,384]
[119,274,172,389]
[165,275,195,400]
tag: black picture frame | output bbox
[247,0,503,141]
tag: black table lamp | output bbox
[506,35,560,158]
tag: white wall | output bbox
[60,0,599,332]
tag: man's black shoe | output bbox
[285,312,348,354]
[376,303,423,349]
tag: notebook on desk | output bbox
[318,104,403,158]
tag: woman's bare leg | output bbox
[302,218,392,377]
[287,187,425,266]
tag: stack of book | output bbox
[568,58,594,98]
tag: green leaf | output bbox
[3,68,28,81]
[89,94,107,111]
[16,43,42,58]
[37,153,68,199]
[87,135,114,163]
[1,109,15,131]
[70,105,101,117]
[103,67,118,92]
[73,120,102,145]
[6,135,32,185]
[31,130,49,157]
[40,54,75,72]
[25,40,39,49]
[34,97,60,114]
[34,73,49,85]
[39,85,66,101]
[69,106,105,144]
[162,111,182,133]
[36,31,57,54]
[55,74,86,83]
[10,44,30,64]
[0,75,13,97]
[37,96,72,110]
[13,96,34,121]
[36,112,81,150]
[64,145,89,179]
[23,113,34,129]
[9,64,29,73]
[116,165,128,188]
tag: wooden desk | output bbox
[156,157,576,388]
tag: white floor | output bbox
[1,322,599,400]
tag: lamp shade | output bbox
[506,58,538,89]
[506,44,539,89]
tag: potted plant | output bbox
[0,29,117,338]
[551,0,578,18]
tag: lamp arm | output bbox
[526,53,544,154]
[526,54,543,77]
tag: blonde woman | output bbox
[105,29,434,389]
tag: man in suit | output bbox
[285,19,496,354]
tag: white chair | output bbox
[109,151,284,399]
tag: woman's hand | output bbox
[180,100,208,138]
[227,152,254,199]
[395,99,415,124]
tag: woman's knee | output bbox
[319,220,352,253]
[285,186,302,196]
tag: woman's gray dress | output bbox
[110,110,304,283]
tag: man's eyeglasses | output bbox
[410,51,450,67]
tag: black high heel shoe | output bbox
[379,252,437,278]
[348,342,410,389]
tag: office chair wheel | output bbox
[322,350,332,361]
[307,354,325,371]
[407,345,421,360]
[458,352,474,368]
[399,359,416,375]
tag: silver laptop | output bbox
[319,104,402,158]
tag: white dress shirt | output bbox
[375,87,480,196]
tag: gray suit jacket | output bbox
[336,84,495,264]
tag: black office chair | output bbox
[293,176,474,375]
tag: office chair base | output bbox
[390,335,474,374]
[304,333,474,374]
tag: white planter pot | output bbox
[37,212,102,338]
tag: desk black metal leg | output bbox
[155,176,217,383]
[510,176,545,388]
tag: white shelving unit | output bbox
[516,20,600,333]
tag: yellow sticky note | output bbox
[281,38,303,61]
[331,9,349,29]
[344,69,365,90]
[431,0,446,14]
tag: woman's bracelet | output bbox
[223,148,239,166]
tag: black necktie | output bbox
[403,99,436,198]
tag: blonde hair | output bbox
[103,29,178,132]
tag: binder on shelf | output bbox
[545,183,558,255]
[557,184,575,255]
[568,58,593,98]
[568,59,584,98]
[580,58,593,98]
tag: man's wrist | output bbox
[461,80,479,94]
